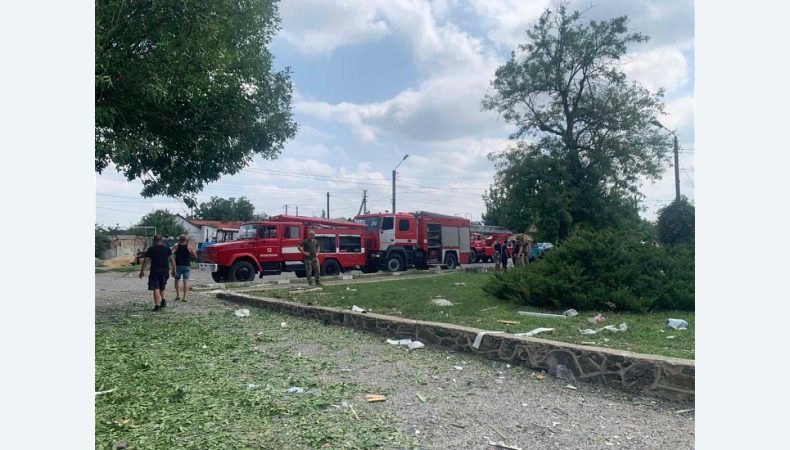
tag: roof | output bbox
[183,217,245,230]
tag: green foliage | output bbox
[95,225,111,258]
[657,197,695,245]
[481,5,672,241]
[95,0,297,200]
[136,209,188,237]
[193,196,257,221]
[483,228,694,312]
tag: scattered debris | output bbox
[565,384,578,390]
[515,327,554,337]
[588,314,606,324]
[234,309,250,317]
[450,422,466,428]
[290,287,323,295]
[416,393,427,403]
[114,419,139,429]
[273,279,290,285]
[487,440,522,450]
[345,286,358,292]
[480,306,499,312]
[432,298,454,306]
[534,374,546,381]
[385,338,425,350]
[247,384,259,390]
[95,388,117,396]
[201,345,208,349]
[454,282,466,286]
[579,322,628,335]
[581,341,597,345]
[472,331,503,349]
[518,311,566,319]
[280,322,288,328]
[676,408,695,415]
[114,440,129,450]
[348,404,360,421]
[286,387,305,394]
[340,275,353,280]
[351,305,367,313]
[497,320,520,325]
[667,319,689,330]
[453,365,464,371]
[666,335,676,340]
[563,309,579,317]
[365,394,387,402]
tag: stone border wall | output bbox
[218,292,694,402]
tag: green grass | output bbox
[257,272,694,359]
[96,304,415,450]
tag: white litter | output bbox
[351,305,367,313]
[515,327,555,337]
[95,388,116,396]
[385,338,425,350]
[247,384,259,390]
[579,322,628,335]
[518,311,566,318]
[487,441,522,450]
[563,309,579,317]
[287,387,305,393]
[666,319,689,330]
[280,322,288,328]
[472,331,503,349]
[453,366,464,370]
[565,384,578,390]
[454,282,466,286]
[234,309,250,317]
[431,298,454,306]
[666,335,676,340]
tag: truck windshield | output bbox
[238,224,258,240]
[354,217,382,232]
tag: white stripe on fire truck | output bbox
[282,247,301,254]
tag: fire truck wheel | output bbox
[294,270,307,278]
[468,251,477,264]
[385,254,405,272]
[229,260,256,282]
[444,253,458,269]
[321,259,341,277]
[211,272,224,283]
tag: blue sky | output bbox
[96,0,694,228]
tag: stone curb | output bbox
[217,292,694,402]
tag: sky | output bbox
[95,0,694,228]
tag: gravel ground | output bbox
[96,272,695,449]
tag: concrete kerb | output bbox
[217,292,695,402]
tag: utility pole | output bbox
[357,189,368,216]
[673,134,681,202]
[295,205,299,216]
[284,204,289,215]
[326,192,330,219]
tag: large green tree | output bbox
[96,0,297,202]
[657,197,695,245]
[136,209,188,237]
[482,5,672,242]
[193,196,257,221]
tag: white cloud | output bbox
[277,0,389,56]
[624,46,689,93]
[466,0,550,49]
[663,95,695,137]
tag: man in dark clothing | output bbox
[172,235,197,302]
[500,240,509,270]
[298,230,322,286]
[139,235,176,311]
[493,238,502,271]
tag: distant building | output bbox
[174,215,244,244]
[102,235,147,260]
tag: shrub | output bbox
[657,197,695,245]
[95,226,111,258]
[483,228,694,312]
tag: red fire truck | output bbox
[199,216,367,282]
[353,211,472,272]
[468,226,513,263]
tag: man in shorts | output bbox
[298,230,322,286]
[139,235,176,311]
[172,235,197,302]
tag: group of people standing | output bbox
[138,234,197,311]
[492,237,544,271]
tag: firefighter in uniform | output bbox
[299,230,322,286]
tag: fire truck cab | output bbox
[354,211,471,272]
[200,216,366,282]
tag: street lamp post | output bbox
[392,154,409,213]
[653,121,681,202]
